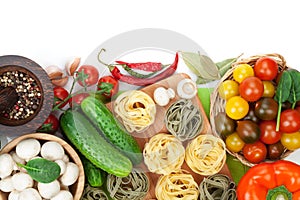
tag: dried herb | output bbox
[274,71,292,131]
[287,69,300,109]
[216,57,240,77]
[18,158,61,183]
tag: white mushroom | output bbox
[8,190,20,200]
[153,87,175,106]
[62,154,69,163]
[11,172,34,191]
[0,153,14,179]
[10,151,25,170]
[177,78,197,99]
[38,180,60,199]
[16,138,41,161]
[41,141,65,161]
[50,190,73,200]
[0,176,14,192]
[60,162,79,186]
[19,188,42,200]
[55,160,66,175]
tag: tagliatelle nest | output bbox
[185,134,226,176]
[143,133,185,175]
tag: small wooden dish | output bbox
[0,133,85,200]
[0,55,53,136]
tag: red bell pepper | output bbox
[237,160,300,200]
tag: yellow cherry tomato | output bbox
[226,132,245,152]
[225,96,249,120]
[233,64,254,83]
[218,80,239,100]
[281,132,300,150]
[262,81,275,98]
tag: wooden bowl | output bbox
[0,55,53,136]
[0,133,85,200]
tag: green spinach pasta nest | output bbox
[165,99,203,141]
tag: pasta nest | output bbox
[143,133,185,175]
[185,134,226,176]
[114,90,156,133]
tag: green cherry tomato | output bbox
[233,64,254,83]
[226,132,245,152]
[254,97,278,120]
[236,120,261,144]
[243,141,267,164]
[218,80,239,100]
[262,81,275,98]
[225,96,249,120]
[214,112,237,138]
[239,76,264,102]
[281,132,300,150]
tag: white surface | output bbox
[1,0,300,163]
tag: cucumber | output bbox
[81,155,106,187]
[60,109,132,177]
[81,96,142,165]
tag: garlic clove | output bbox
[45,65,63,80]
[177,79,197,99]
[65,57,81,76]
[51,76,69,87]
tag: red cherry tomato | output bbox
[69,93,90,108]
[280,109,300,133]
[254,57,278,81]
[77,65,99,87]
[239,76,264,102]
[53,86,69,108]
[259,120,281,144]
[97,76,119,98]
[243,141,267,164]
[37,114,59,134]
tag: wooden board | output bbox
[107,73,232,199]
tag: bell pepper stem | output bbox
[267,185,292,200]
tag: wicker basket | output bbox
[210,53,293,167]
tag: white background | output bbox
[1,0,300,162]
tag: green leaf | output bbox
[18,158,61,183]
[287,69,300,108]
[226,154,249,185]
[198,87,214,119]
[216,57,238,77]
[181,51,220,83]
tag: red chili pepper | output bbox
[237,160,300,200]
[110,52,178,86]
[115,61,163,72]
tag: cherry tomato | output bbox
[97,75,119,98]
[254,97,278,120]
[296,106,300,114]
[77,65,99,87]
[243,141,267,164]
[243,103,260,123]
[226,132,245,152]
[53,86,69,108]
[37,114,59,134]
[280,109,300,133]
[218,80,239,100]
[236,120,261,144]
[214,112,236,138]
[69,93,90,108]
[281,132,300,150]
[262,81,275,98]
[225,96,249,120]
[239,76,264,102]
[267,141,285,160]
[254,57,278,81]
[259,120,281,144]
[233,64,254,83]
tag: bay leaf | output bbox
[226,154,249,185]
[181,51,220,82]
[216,57,238,77]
